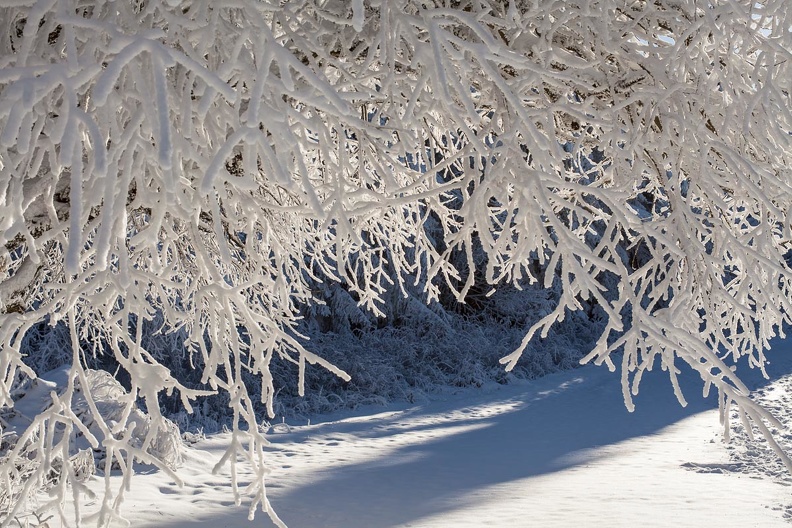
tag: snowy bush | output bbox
[1,367,181,524]
[2,0,792,525]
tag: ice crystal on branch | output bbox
[1,0,792,525]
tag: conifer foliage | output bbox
[1,0,792,525]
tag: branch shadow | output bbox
[151,343,792,527]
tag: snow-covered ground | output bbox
[14,339,786,527]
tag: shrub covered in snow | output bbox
[1,367,181,523]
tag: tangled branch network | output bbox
[1,0,791,525]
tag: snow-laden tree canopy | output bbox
[1,0,792,525]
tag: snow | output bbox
[46,339,792,527]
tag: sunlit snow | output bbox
[47,340,792,528]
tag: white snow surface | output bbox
[52,341,792,527]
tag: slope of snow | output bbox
[36,339,792,527]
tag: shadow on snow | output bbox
[159,339,792,527]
